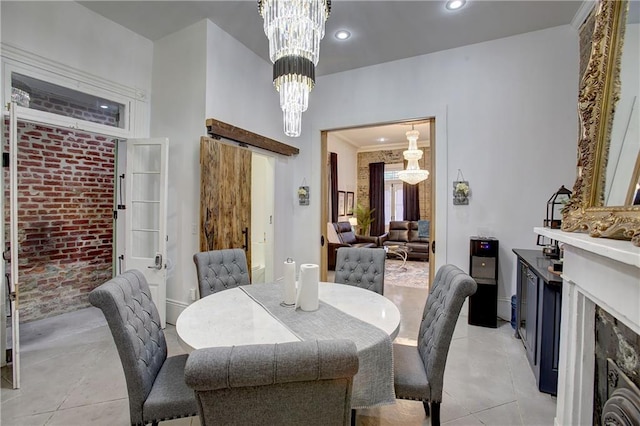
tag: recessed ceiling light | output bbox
[446,0,466,10]
[99,104,109,109]
[335,30,351,40]
[377,137,387,143]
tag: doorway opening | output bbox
[0,114,163,389]
[320,117,436,285]
[2,119,118,324]
[198,136,276,285]
[251,152,276,284]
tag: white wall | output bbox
[152,19,309,322]
[204,20,309,284]
[0,1,153,94]
[327,134,359,220]
[2,2,582,325]
[150,21,208,321]
[306,25,580,319]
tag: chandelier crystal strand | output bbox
[275,73,312,137]
[259,0,330,137]
[261,0,327,62]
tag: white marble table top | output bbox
[176,282,401,352]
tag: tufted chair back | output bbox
[91,270,197,425]
[185,339,359,426]
[193,248,250,298]
[334,247,386,294]
[417,264,477,402]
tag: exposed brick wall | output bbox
[28,92,121,128]
[4,120,114,322]
[357,147,432,221]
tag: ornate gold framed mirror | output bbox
[562,0,640,246]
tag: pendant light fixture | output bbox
[258,0,331,137]
[397,126,429,185]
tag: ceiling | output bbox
[331,120,431,150]
[79,1,584,77]
[77,0,584,147]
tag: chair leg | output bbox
[423,400,430,416]
[430,402,441,426]
[351,408,357,426]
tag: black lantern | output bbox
[544,185,572,229]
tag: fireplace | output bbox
[535,227,640,426]
[594,307,640,424]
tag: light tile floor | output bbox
[1,278,556,425]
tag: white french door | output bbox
[1,102,21,388]
[124,138,169,327]
[384,181,404,228]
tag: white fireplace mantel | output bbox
[534,228,640,426]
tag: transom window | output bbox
[11,73,126,129]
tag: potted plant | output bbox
[354,203,375,236]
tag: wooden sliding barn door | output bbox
[199,137,252,271]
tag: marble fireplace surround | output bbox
[535,228,640,425]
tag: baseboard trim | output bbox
[166,298,189,326]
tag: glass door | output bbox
[384,182,404,228]
[125,139,168,327]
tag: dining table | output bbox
[176,281,401,409]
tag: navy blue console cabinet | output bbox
[513,249,562,395]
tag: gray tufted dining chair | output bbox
[89,270,197,426]
[334,247,386,295]
[193,248,250,298]
[393,264,477,426]
[185,339,359,426]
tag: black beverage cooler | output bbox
[468,237,499,328]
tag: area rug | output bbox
[385,259,429,289]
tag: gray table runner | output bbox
[240,283,395,409]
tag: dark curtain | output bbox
[369,162,385,236]
[403,181,420,221]
[330,152,338,223]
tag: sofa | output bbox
[328,221,379,270]
[379,220,430,261]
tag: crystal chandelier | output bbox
[397,127,429,185]
[259,0,331,137]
